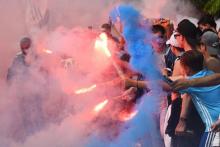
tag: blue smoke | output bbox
[87,5,164,147]
[109,94,163,147]
[110,5,161,80]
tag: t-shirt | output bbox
[181,69,220,132]
[164,47,176,71]
[7,52,28,81]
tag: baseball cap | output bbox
[201,31,220,55]
[166,32,181,48]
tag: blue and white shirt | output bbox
[181,69,220,132]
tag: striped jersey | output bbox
[181,69,220,132]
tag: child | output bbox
[179,50,220,147]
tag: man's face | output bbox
[170,46,177,55]
[20,40,31,55]
[174,32,184,49]
[151,32,166,53]
[21,48,29,55]
[198,43,206,54]
[21,41,30,49]
[198,24,210,32]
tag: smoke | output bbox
[0,0,200,79]
[111,5,161,79]
[0,23,126,146]
[142,0,199,19]
[85,5,164,147]
[0,1,125,145]
[10,114,91,147]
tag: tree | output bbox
[190,0,220,18]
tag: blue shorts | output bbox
[199,132,216,147]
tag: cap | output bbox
[166,32,181,48]
[201,31,220,55]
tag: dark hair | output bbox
[196,26,203,38]
[151,24,166,36]
[186,38,199,50]
[177,19,199,49]
[174,46,184,52]
[101,23,111,31]
[198,14,217,29]
[180,50,204,72]
[20,37,31,49]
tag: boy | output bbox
[179,50,220,147]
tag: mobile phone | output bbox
[162,75,173,84]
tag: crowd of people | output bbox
[6,13,220,147]
[120,15,220,147]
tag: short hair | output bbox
[20,37,31,49]
[101,23,111,31]
[198,14,217,29]
[177,19,199,49]
[151,24,166,36]
[180,50,204,72]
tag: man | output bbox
[164,32,184,142]
[171,19,205,147]
[162,32,184,147]
[7,37,32,82]
[172,74,220,147]
[198,15,217,33]
[172,31,220,140]
[175,19,199,51]
[151,24,177,75]
[172,29,220,90]
[179,50,220,147]
[199,31,220,73]
[151,24,167,54]
[151,24,178,147]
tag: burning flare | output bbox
[94,32,125,79]
[75,84,97,94]
[95,33,111,57]
[93,99,109,113]
[120,110,138,121]
[43,49,53,54]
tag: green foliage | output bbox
[190,0,220,17]
[204,0,220,16]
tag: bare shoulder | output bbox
[172,60,182,76]
[206,57,220,73]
